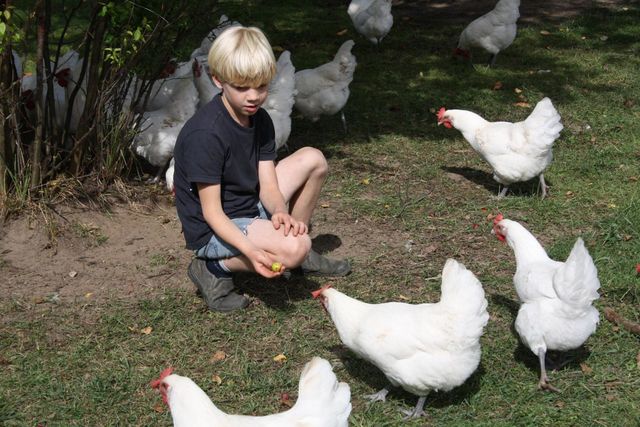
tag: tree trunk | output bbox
[70,1,106,175]
[30,0,46,189]
[0,0,13,198]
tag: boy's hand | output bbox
[248,249,285,279]
[270,212,308,237]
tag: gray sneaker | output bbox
[301,249,351,277]
[187,258,250,312]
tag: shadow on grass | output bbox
[441,166,553,198]
[334,346,486,413]
[235,234,347,310]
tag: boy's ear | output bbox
[212,75,224,90]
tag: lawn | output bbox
[1,1,639,426]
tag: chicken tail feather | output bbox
[290,357,352,426]
[553,238,600,309]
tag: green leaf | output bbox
[133,28,141,41]
[3,10,10,20]
[0,22,6,38]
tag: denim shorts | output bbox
[195,202,271,260]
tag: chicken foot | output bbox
[538,349,561,392]
[400,396,428,420]
[364,386,389,403]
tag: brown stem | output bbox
[604,307,640,336]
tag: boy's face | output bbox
[213,76,269,126]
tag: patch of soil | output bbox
[0,194,395,306]
[0,198,193,305]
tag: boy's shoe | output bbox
[187,258,250,312]
[301,249,351,277]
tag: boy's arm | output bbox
[257,160,287,216]
[198,183,279,278]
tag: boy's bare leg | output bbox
[274,147,328,224]
[275,147,350,276]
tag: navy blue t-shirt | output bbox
[173,94,276,250]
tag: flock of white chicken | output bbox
[149,0,605,423]
[7,0,596,424]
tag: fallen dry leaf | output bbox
[69,271,78,278]
[273,354,287,363]
[514,88,523,94]
[566,191,574,197]
[493,81,503,90]
[140,326,153,335]
[153,403,165,413]
[361,178,370,185]
[279,392,294,408]
[211,350,227,363]
[605,394,616,402]
[84,292,93,298]
[212,374,222,385]
[321,203,330,208]
[636,351,640,368]
[540,30,551,35]
[514,102,531,108]
[397,294,410,301]
[555,400,565,409]
[336,29,348,36]
[580,362,593,374]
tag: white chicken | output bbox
[190,14,241,59]
[138,59,197,112]
[132,67,199,184]
[312,259,489,419]
[347,0,393,46]
[54,49,86,133]
[192,55,221,110]
[455,0,520,67]
[492,214,600,392]
[264,50,296,151]
[294,40,357,132]
[437,97,563,198]
[151,357,352,427]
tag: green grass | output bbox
[2,1,640,425]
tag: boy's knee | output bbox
[299,147,328,177]
[281,234,312,267]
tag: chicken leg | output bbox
[539,174,549,199]
[488,53,498,67]
[340,110,348,133]
[538,349,561,392]
[400,396,427,419]
[497,186,509,198]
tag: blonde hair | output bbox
[208,26,276,87]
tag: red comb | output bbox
[150,367,174,389]
[636,264,640,275]
[311,284,332,299]
[437,107,446,121]
[493,213,504,225]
